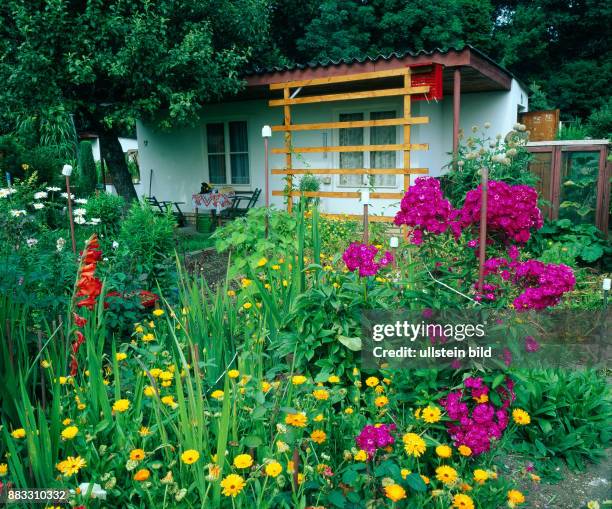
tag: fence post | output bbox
[477,168,489,293]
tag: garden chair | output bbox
[145,196,187,227]
[218,188,262,222]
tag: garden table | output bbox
[192,189,236,229]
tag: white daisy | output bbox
[33,203,45,210]
[26,238,38,247]
[73,208,87,216]
[0,188,17,198]
[10,209,27,217]
[74,198,88,204]
[46,186,61,192]
[33,191,48,200]
[74,216,86,224]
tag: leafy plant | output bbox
[85,192,126,237]
[78,141,98,194]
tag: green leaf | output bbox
[327,489,347,508]
[579,244,603,262]
[242,435,263,448]
[406,473,427,492]
[338,335,362,351]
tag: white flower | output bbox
[74,198,88,204]
[46,186,61,192]
[33,203,45,210]
[74,216,87,224]
[75,483,107,501]
[33,191,48,200]
[0,188,17,198]
[26,238,38,247]
[484,122,491,129]
[56,238,66,252]
[112,241,119,249]
[89,217,101,225]
[73,208,87,216]
[10,209,27,217]
[506,148,518,157]
[61,192,75,199]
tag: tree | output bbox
[78,141,97,195]
[0,1,275,200]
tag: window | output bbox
[338,110,397,187]
[205,121,250,185]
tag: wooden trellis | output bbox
[268,66,431,221]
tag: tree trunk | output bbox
[99,130,138,201]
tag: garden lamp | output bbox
[62,164,77,254]
[389,236,399,269]
[262,125,272,237]
[361,189,371,243]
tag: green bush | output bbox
[585,99,612,139]
[85,191,126,236]
[512,369,612,472]
[78,141,97,194]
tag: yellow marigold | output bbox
[56,456,86,477]
[512,409,531,425]
[365,376,379,387]
[133,468,150,481]
[421,405,442,423]
[220,474,245,497]
[144,386,156,397]
[265,461,282,477]
[152,309,164,316]
[328,375,340,383]
[473,469,488,484]
[114,399,130,413]
[344,407,354,414]
[374,385,385,394]
[59,376,68,385]
[261,381,271,393]
[458,445,472,457]
[435,465,458,485]
[159,371,173,381]
[257,257,268,267]
[149,368,162,378]
[61,426,79,440]
[310,429,327,444]
[374,396,389,408]
[271,264,280,270]
[161,395,176,406]
[384,484,407,502]
[452,493,474,509]
[243,302,252,310]
[228,369,240,379]
[11,428,26,439]
[312,389,329,400]
[130,449,146,461]
[313,413,324,422]
[507,490,526,504]
[435,444,452,458]
[354,450,368,462]
[291,375,307,385]
[142,333,155,342]
[116,352,127,361]
[400,468,411,479]
[227,290,236,297]
[285,412,308,427]
[211,390,224,400]
[181,449,200,465]
[233,454,253,469]
[62,418,72,426]
[139,426,151,437]
[0,463,8,476]
[402,433,426,457]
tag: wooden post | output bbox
[264,136,270,238]
[284,87,293,213]
[292,447,300,491]
[363,203,369,243]
[477,168,488,293]
[453,68,461,164]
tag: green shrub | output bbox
[85,192,126,236]
[585,99,612,139]
[513,369,612,472]
[0,134,25,177]
[78,141,97,194]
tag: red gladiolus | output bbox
[73,313,87,327]
[139,290,159,308]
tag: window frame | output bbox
[202,119,251,187]
[333,105,400,189]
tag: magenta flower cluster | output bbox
[459,181,543,243]
[342,242,394,277]
[440,376,514,456]
[393,177,461,244]
[355,423,396,458]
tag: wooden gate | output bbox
[268,66,432,221]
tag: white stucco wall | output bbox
[137,78,527,217]
[90,137,138,162]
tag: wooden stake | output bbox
[292,447,300,491]
[477,168,489,293]
[363,204,369,244]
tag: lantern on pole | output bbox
[62,164,77,254]
[262,125,272,238]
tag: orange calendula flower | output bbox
[310,430,327,444]
[181,449,200,465]
[133,468,150,481]
[220,474,245,497]
[285,412,308,427]
[384,484,406,502]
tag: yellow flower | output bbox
[365,376,379,387]
[344,407,354,414]
[152,309,164,317]
[181,449,200,465]
[587,502,600,509]
[452,493,475,509]
[265,461,282,477]
[471,469,488,484]
[507,489,525,504]
[139,426,151,437]
[113,399,130,413]
[242,302,252,310]
[11,428,26,439]
[285,412,308,427]
[241,278,252,288]
[227,290,236,297]
[435,444,452,458]
[276,440,290,453]
[0,463,7,476]
[261,381,271,393]
[310,430,327,444]
[312,389,329,400]
[220,474,245,497]
[291,375,307,385]
[144,386,157,397]
[135,325,144,333]
[282,279,288,287]
[512,409,531,425]
[374,395,389,408]
[228,369,240,379]
[41,359,51,368]
[327,375,340,383]
[458,445,472,457]
[149,368,162,378]
[313,413,324,422]
[116,352,127,361]
[384,484,406,502]
[130,449,146,461]
[59,376,68,385]
[133,468,150,481]
[402,433,426,457]
[233,454,253,469]
[61,426,79,440]
[354,450,368,462]
[211,390,224,400]
[56,456,86,477]
[530,473,541,483]
[435,465,458,485]
[474,393,489,403]
[142,333,155,342]
[374,385,385,394]
[421,405,441,423]
[161,395,176,407]
[400,468,411,479]
[257,257,268,267]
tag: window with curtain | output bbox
[206,121,250,185]
[337,110,397,187]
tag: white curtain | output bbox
[339,113,364,186]
[370,111,397,187]
[229,121,249,185]
[206,123,226,184]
